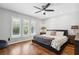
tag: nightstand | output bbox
[68,35,75,44]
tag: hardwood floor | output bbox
[0,40,74,55]
[62,44,74,55]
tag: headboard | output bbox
[47,29,68,36]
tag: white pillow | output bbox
[46,31,51,35]
[50,31,56,36]
[56,31,64,36]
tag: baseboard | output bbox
[8,39,32,45]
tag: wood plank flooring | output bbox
[0,40,74,55]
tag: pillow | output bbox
[56,31,64,36]
[50,31,56,36]
[46,31,51,35]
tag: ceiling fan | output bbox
[34,3,54,15]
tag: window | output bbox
[11,17,36,38]
[11,17,21,37]
[23,19,29,35]
[31,21,36,35]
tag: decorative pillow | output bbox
[56,31,64,36]
[46,31,51,35]
[50,31,56,36]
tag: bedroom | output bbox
[0,3,79,55]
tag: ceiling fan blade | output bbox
[34,6,41,10]
[43,3,51,10]
[35,11,41,13]
[45,9,54,11]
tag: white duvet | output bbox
[40,35,68,51]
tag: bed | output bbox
[32,30,69,54]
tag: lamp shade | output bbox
[71,26,78,29]
[41,27,46,29]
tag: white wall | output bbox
[43,11,79,35]
[0,8,42,44]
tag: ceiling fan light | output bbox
[43,12,46,15]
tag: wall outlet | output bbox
[8,38,10,41]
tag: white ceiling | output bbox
[0,3,79,20]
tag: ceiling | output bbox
[0,3,79,20]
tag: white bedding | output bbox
[40,34,68,51]
[51,36,68,51]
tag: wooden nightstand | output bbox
[68,35,75,44]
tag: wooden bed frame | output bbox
[32,30,69,55]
